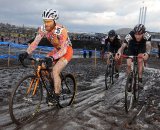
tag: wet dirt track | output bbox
[0,58,160,130]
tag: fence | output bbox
[0,42,101,66]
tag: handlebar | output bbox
[19,57,46,68]
[120,54,143,59]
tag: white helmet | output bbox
[42,9,59,20]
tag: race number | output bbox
[54,27,63,35]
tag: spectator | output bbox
[89,50,92,58]
[83,49,87,58]
[1,36,4,42]
[158,43,160,58]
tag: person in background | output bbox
[83,48,87,58]
[158,43,160,58]
[1,36,4,42]
[89,50,92,58]
[100,36,106,60]
[115,24,152,89]
[105,30,122,78]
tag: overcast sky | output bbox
[0,0,160,33]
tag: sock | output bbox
[115,69,119,73]
[139,78,142,83]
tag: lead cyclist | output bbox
[19,9,73,104]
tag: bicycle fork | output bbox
[27,66,41,96]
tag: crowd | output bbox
[0,35,33,44]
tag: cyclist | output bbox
[100,36,106,60]
[105,30,122,78]
[19,9,73,104]
[115,24,152,89]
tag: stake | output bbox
[95,48,97,69]
[8,44,11,67]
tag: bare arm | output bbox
[27,27,44,54]
[117,42,127,54]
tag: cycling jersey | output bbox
[27,23,72,61]
[124,31,151,56]
[104,35,121,53]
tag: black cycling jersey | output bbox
[104,35,121,53]
[124,31,151,56]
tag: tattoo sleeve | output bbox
[118,42,127,54]
[146,41,152,54]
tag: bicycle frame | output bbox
[105,53,116,89]
[106,53,116,69]
[122,55,143,113]
[26,59,65,97]
[26,59,51,96]
[128,56,141,81]
[130,56,139,92]
[122,55,143,78]
[9,57,77,125]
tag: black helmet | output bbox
[133,24,146,34]
[108,30,116,37]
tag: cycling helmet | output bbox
[42,9,59,20]
[133,24,145,34]
[108,30,116,37]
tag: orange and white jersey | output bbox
[27,23,72,60]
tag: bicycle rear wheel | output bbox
[9,75,43,125]
[58,74,76,108]
[105,65,113,90]
[124,74,134,113]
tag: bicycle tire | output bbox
[58,74,76,108]
[105,65,113,90]
[9,75,43,125]
[111,61,115,84]
[124,74,134,113]
[133,73,139,101]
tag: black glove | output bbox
[19,52,29,62]
[44,56,54,68]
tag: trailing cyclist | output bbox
[105,30,122,78]
[115,24,152,89]
[19,9,73,105]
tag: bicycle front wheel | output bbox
[124,74,134,113]
[58,74,77,108]
[9,75,43,125]
[133,73,139,101]
[105,65,113,90]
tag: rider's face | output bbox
[134,33,143,42]
[43,19,55,31]
[109,36,115,42]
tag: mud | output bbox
[0,57,160,130]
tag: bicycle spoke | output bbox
[9,75,42,125]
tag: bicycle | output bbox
[105,53,116,90]
[122,55,143,113]
[9,57,77,125]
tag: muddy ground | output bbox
[0,57,160,130]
